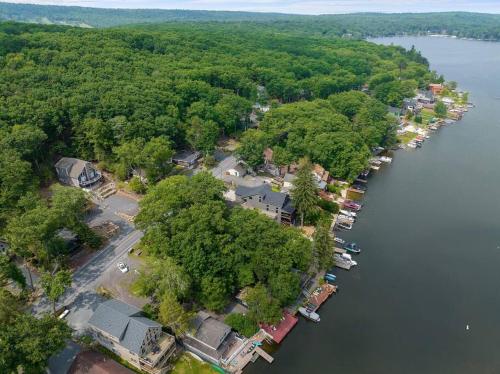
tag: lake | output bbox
[247,36,500,374]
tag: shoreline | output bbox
[243,84,473,372]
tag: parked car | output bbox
[58,308,70,319]
[117,261,129,273]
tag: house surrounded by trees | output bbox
[88,299,176,374]
[55,157,102,188]
[235,184,295,224]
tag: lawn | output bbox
[171,354,219,374]
[397,132,417,144]
[420,108,436,125]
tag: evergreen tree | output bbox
[291,158,317,227]
[313,222,334,271]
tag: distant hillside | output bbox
[0,2,296,28]
[1,2,500,40]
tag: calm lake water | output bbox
[247,36,500,374]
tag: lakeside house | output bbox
[235,184,295,225]
[182,311,245,367]
[55,157,102,188]
[88,300,176,374]
[429,83,444,95]
[402,98,421,115]
[416,90,436,104]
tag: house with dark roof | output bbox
[182,311,244,366]
[235,184,295,225]
[55,157,102,188]
[88,300,176,374]
[172,150,201,168]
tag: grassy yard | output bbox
[397,131,417,144]
[172,354,219,374]
[420,108,436,125]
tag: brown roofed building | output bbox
[69,350,134,374]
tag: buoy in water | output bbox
[466,325,470,330]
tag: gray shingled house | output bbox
[54,157,102,188]
[235,184,295,225]
[88,300,176,374]
[182,311,243,366]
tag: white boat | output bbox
[338,214,355,223]
[335,253,358,267]
[334,237,346,245]
[298,307,320,322]
[340,209,357,218]
[379,156,393,163]
[407,142,417,149]
[336,221,352,230]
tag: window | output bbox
[266,205,269,211]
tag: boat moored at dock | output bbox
[298,307,321,322]
[343,242,361,254]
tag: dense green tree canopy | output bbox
[136,173,311,314]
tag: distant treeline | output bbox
[1,3,500,40]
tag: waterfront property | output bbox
[260,312,298,344]
[88,299,176,374]
[55,157,102,188]
[235,184,295,225]
[182,311,245,368]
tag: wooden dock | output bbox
[307,284,337,313]
[255,347,274,363]
[348,187,365,195]
[334,247,346,254]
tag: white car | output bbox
[58,309,70,319]
[117,261,129,273]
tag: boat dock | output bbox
[306,284,337,313]
[348,187,365,195]
[334,247,346,254]
[255,347,274,363]
[231,331,275,374]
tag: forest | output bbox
[2,2,500,41]
[0,19,440,365]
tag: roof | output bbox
[235,184,289,209]
[69,350,134,374]
[260,311,298,344]
[88,300,161,355]
[191,312,231,350]
[55,157,89,179]
[172,150,201,164]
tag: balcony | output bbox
[140,333,176,371]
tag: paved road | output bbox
[32,229,143,332]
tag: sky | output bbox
[3,0,500,15]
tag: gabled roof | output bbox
[191,311,231,350]
[235,184,288,208]
[172,150,201,164]
[88,300,161,355]
[55,157,89,179]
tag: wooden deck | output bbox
[306,284,337,313]
[255,347,274,363]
